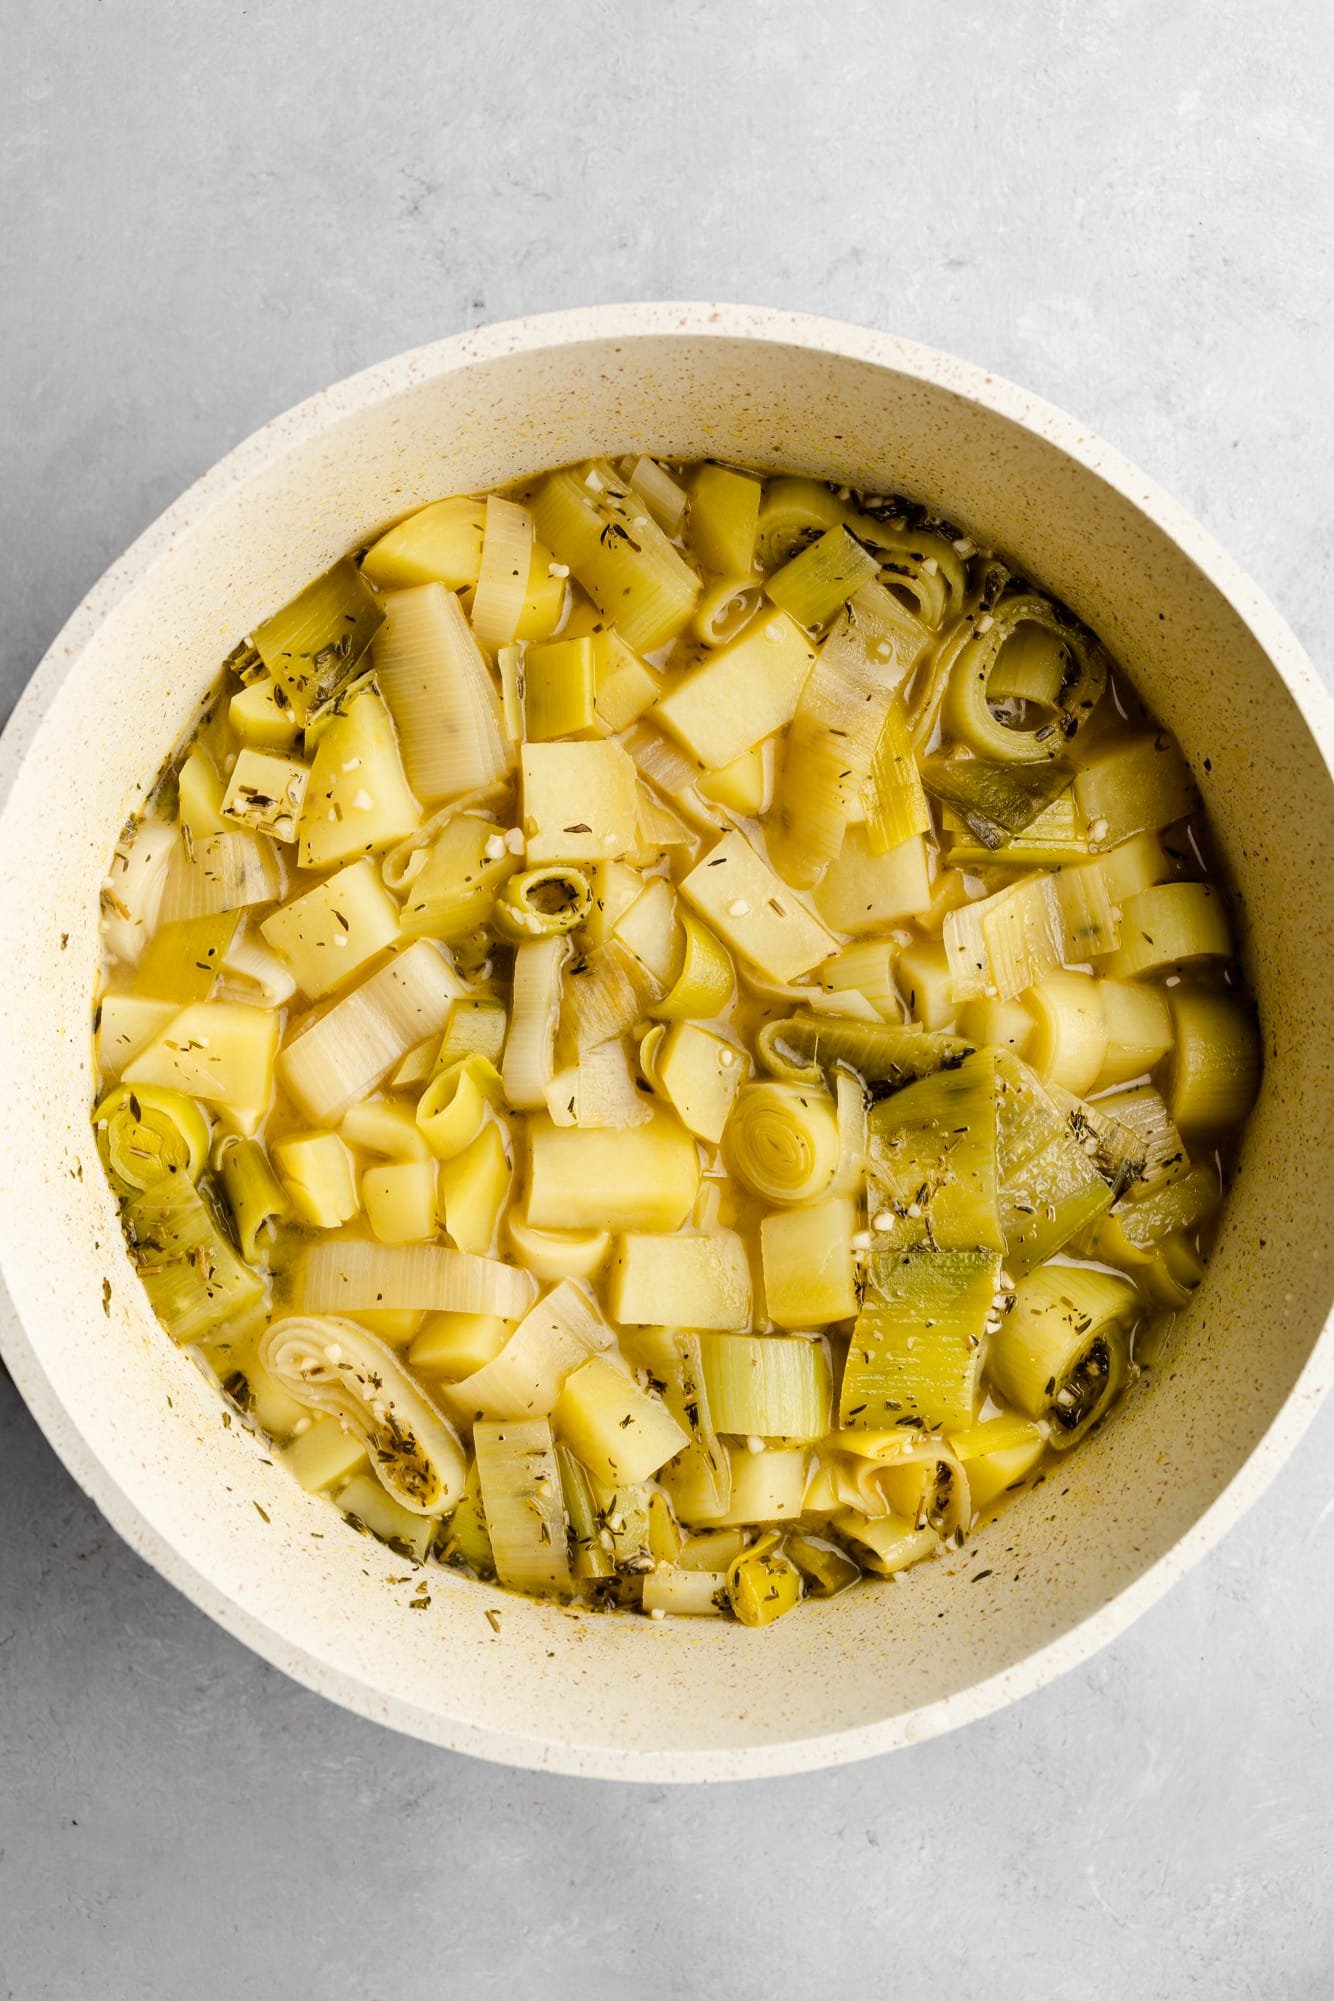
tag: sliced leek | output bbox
[765,597,916,887]
[942,596,1106,763]
[472,1417,572,1596]
[160,830,283,923]
[93,1083,210,1193]
[531,461,700,653]
[842,1246,999,1432]
[653,912,736,1021]
[698,1333,832,1440]
[1073,733,1198,847]
[921,754,1073,849]
[521,636,597,740]
[252,557,384,723]
[754,1009,973,1091]
[97,456,1259,1630]
[279,940,462,1125]
[995,1049,1117,1270]
[260,1314,465,1512]
[1166,989,1260,1131]
[1023,971,1107,1096]
[123,1175,265,1343]
[765,525,880,629]
[299,1239,537,1322]
[471,495,534,654]
[374,582,512,803]
[724,1081,840,1205]
[727,1536,804,1627]
[988,1263,1135,1449]
[1100,883,1231,980]
[415,1054,501,1160]
[863,700,932,857]
[688,463,762,575]
[444,1278,611,1422]
[438,1120,511,1256]
[217,1135,290,1260]
[133,911,240,1005]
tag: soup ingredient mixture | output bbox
[92,458,1260,1625]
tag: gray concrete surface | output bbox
[3,3,1332,1995]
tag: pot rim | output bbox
[3,301,1332,1782]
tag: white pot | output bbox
[2,304,1330,1782]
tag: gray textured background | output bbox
[3,4,1332,1997]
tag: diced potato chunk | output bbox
[608,1230,753,1329]
[274,1131,360,1229]
[680,830,836,982]
[261,858,400,997]
[654,610,816,767]
[815,827,933,932]
[554,1354,689,1486]
[362,1160,439,1244]
[123,1000,278,1134]
[527,1107,699,1232]
[297,686,421,871]
[594,633,663,733]
[228,679,301,752]
[521,741,640,863]
[760,1197,859,1326]
[612,876,680,983]
[653,1022,749,1143]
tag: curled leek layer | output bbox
[491,865,592,942]
[987,1264,1135,1451]
[654,912,735,1022]
[692,576,764,648]
[416,1055,504,1160]
[259,1315,466,1514]
[724,1080,839,1205]
[942,594,1107,764]
[756,1008,973,1090]
[93,1083,210,1192]
[754,1018,824,1088]
[823,1436,971,1540]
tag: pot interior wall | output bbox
[1,323,1330,1769]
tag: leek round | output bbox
[723,1081,841,1204]
[93,1083,211,1192]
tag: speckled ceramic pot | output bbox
[1,305,1330,1782]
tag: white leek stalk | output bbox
[443,1278,611,1421]
[470,496,535,654]
[299,1239,537,1321]
[101,817,177,966]
[374,582,512,802]
[503,934,569,1110]
[472,1416,572,1597]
